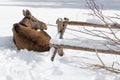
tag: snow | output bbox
[0,0,120,80]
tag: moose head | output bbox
[19,9,47,30]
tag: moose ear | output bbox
[23,9,32,17]
[23,9,26,17]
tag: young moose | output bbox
[19,9,47,30]
[12,9,51,52]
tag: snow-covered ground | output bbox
[0,0,120,80]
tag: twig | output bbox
[93,64,120,74]
[95,49,105,66]
[95,49,120,74]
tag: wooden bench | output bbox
[49,18,120,61]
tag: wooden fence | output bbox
[49,18,120,61]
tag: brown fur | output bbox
[12,23,51,52]
[19,9,47,30]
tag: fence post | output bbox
[51,18,68,61]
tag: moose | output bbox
[12,9,51,52]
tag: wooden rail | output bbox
[50,39,120,55]
[64,21,120,29]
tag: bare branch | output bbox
[86,0,120,43]
[95,49,105,66]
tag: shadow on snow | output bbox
[0,36,16,50]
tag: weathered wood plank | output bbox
[63,21,120,29]
[50,39,120,55]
